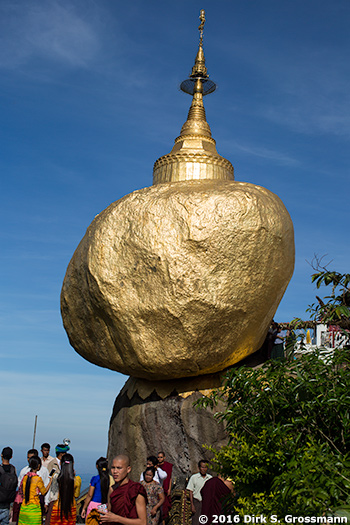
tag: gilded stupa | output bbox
[61,10,294,380]
[153,10,233,185]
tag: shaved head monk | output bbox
[99,455,147,525]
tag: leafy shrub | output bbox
[198,349,350,517]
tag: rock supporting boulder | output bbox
[108,374,228,485]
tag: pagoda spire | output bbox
[152,9,233,185]
[179,9,216,139]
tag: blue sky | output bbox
[1,0,349,477]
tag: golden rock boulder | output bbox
[61,179,294,379]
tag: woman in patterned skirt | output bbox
[48,453,81,525]
[18,456,52,525]
[141,467,165,525]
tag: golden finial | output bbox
[178,9,215,139]
[152,9,233,185]
[199,9,205,47]
[181,9,214,91]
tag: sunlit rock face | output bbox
[61,179,294,380]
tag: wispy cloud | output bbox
[0,252,56,261]
[0,310,61,339]
[261,90,350,138]
[218,37,350,138]
[219,138,299,167]
[233,141,299,166]
[0,1,100,70]
[0,369,124,452]
[0,370,122,404]
[271,48,350,137]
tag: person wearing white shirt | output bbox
[40,443,54,470]
[17,450,49,488]
[186,460,212,525]
[139,456,167,486]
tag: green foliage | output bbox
[306,258,350,330]
[197,350,350,516]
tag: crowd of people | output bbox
[1,443,81,525]
[0,444,233,525]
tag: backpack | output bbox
[0,465,18,503]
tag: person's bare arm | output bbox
[167,476,172,497]
[151,489,165,517]
[81,486,95,518]
[100,493,146,525]
[38,476,52,496]
[188,490,196,514]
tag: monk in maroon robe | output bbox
[100,455,147,525]
[200,476,234,524]
[157,452,173,521]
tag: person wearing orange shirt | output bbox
[18,456,52,525]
